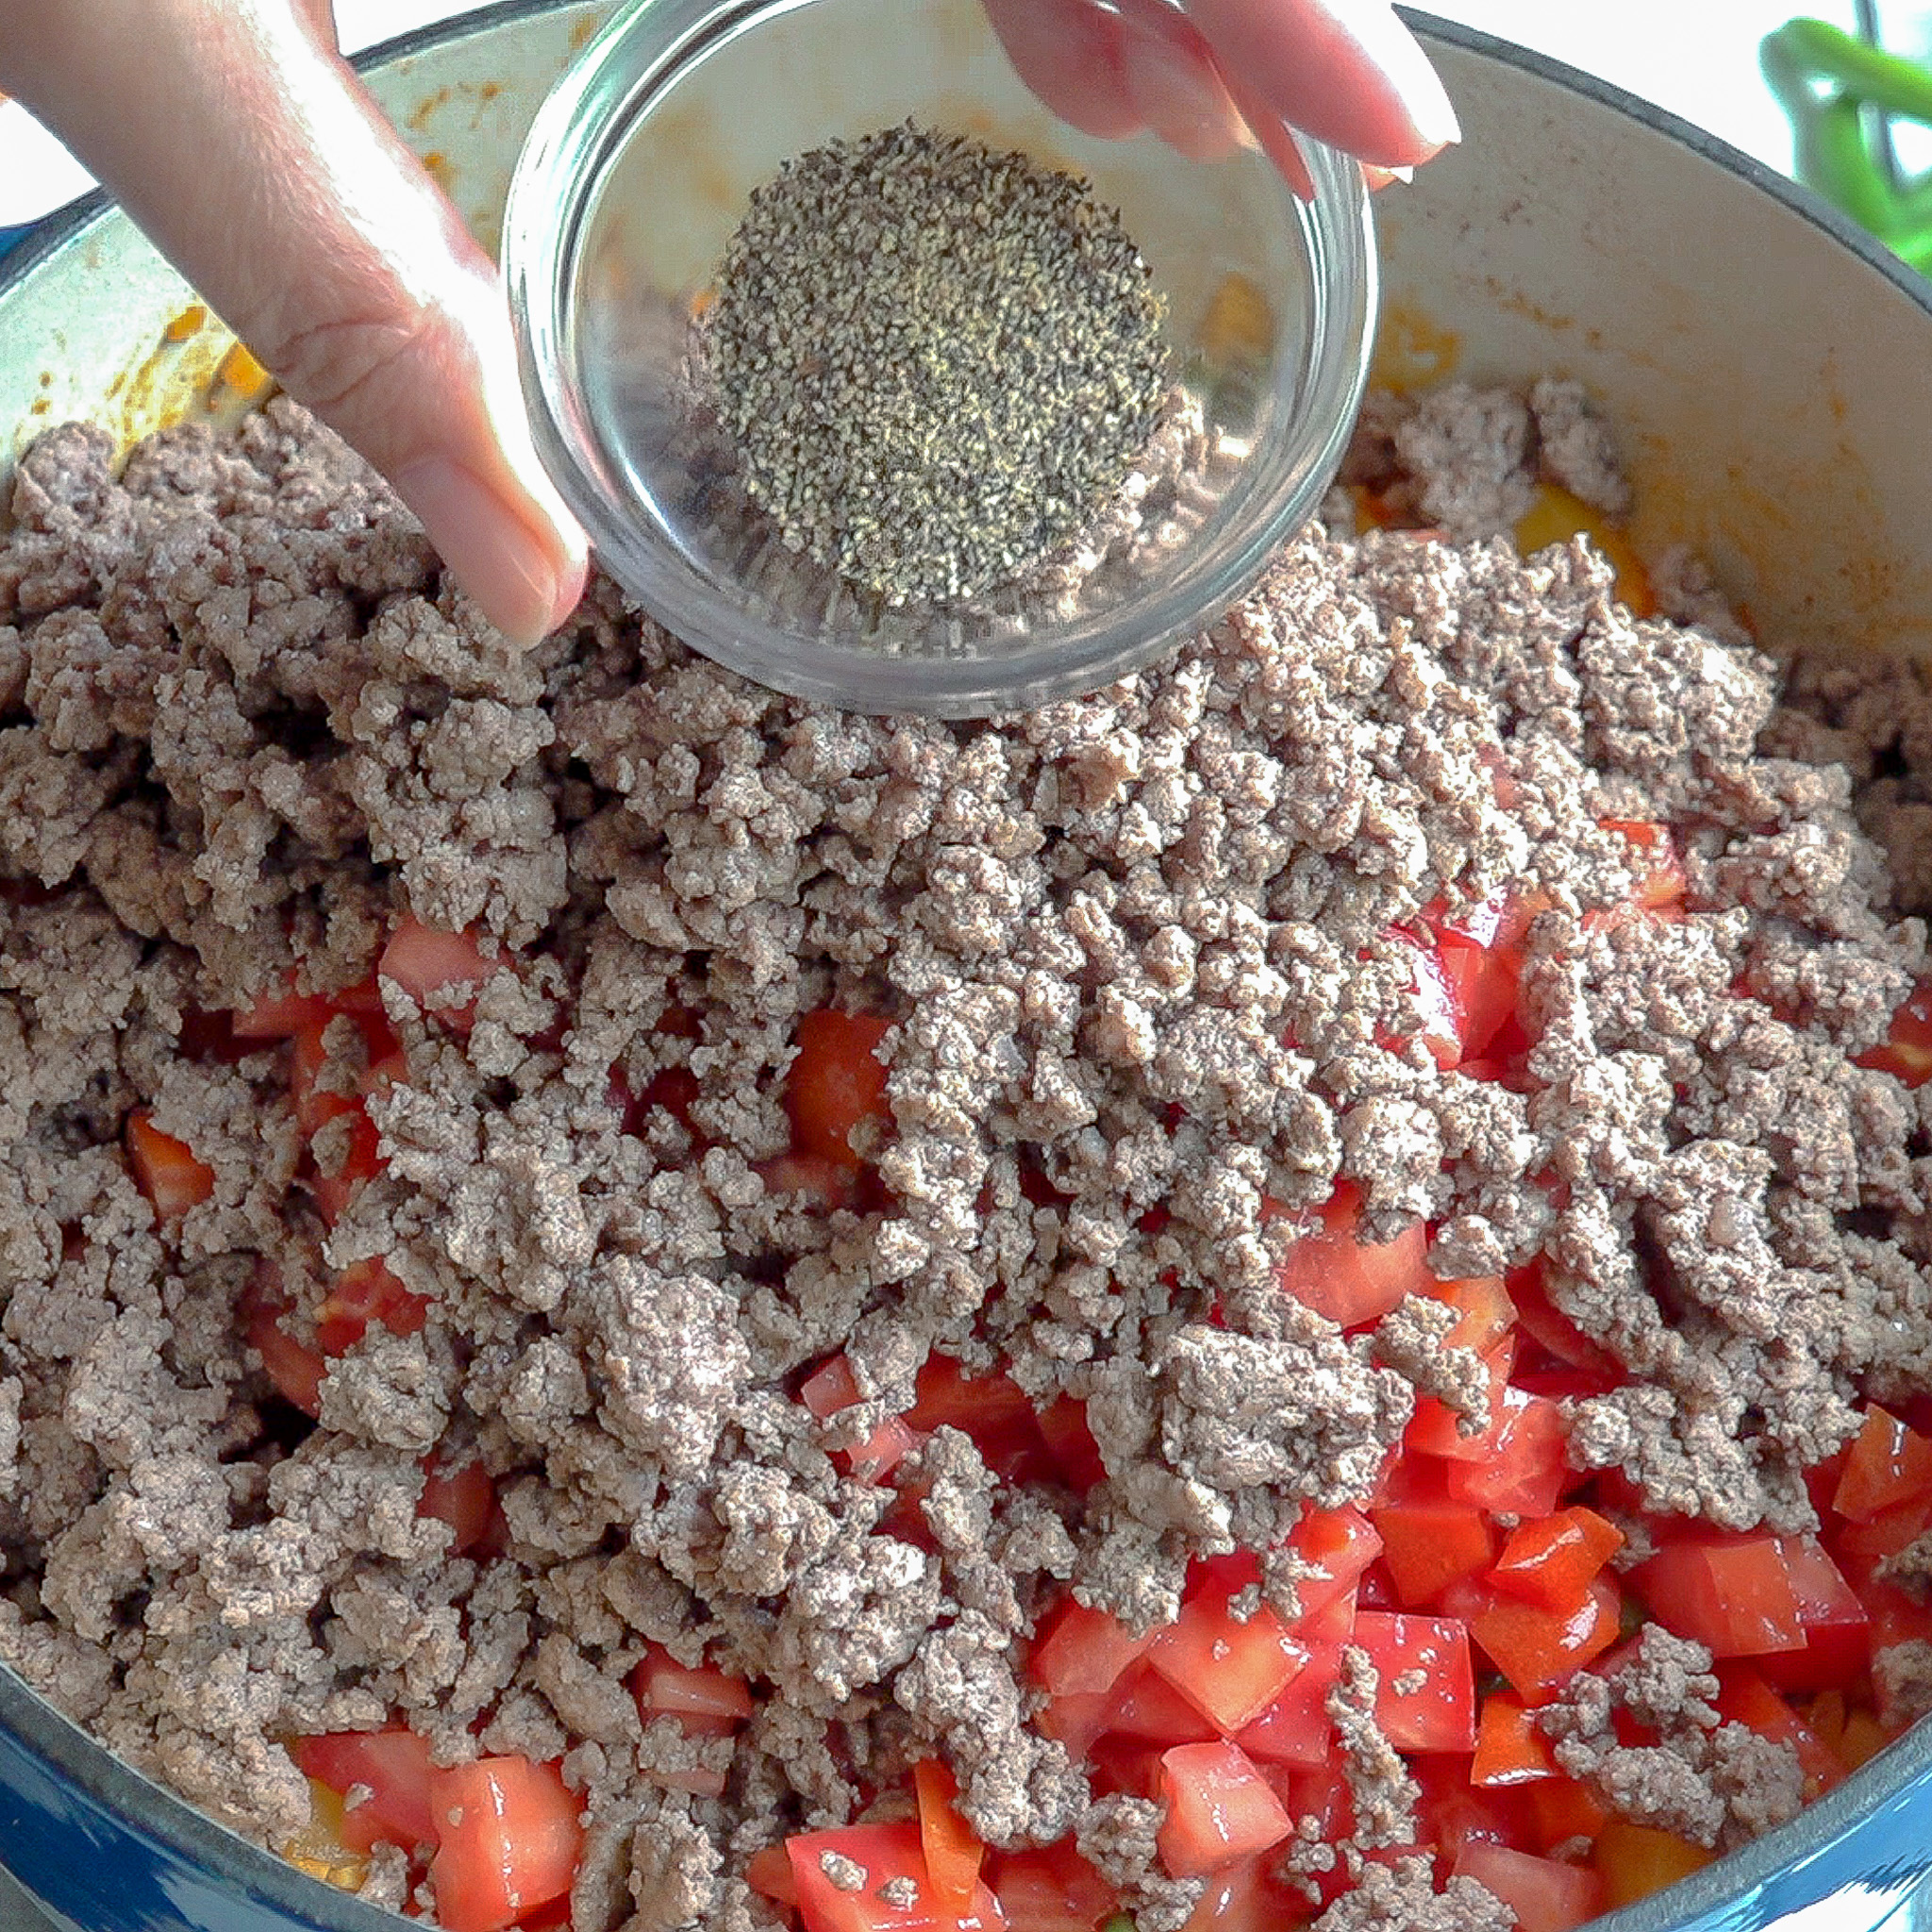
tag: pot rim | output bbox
[3,7,1931,1932]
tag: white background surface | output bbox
[4,0,1932,227]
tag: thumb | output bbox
[0,0,589,645]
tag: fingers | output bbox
[1183,0,1459,169]
[1113,0,1247,164]
[982,0,1452,198]
[0,0,588,645]
[1213,65,1319,200]
[981,0,1141,140]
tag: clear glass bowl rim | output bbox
[501,0,1379,716]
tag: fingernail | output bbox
[1379,16,1462,151]
[1359,2,1460,152]
[396,457,563,646]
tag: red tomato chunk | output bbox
[125,1108,215,1221]
[1273,1182,1429,1328]
[428,1757,584,1932]
[787,1823,1002,1932]
[1635,1536,1807,1658]
[1454,1841,1604,1932]
[1489,1507,1624,1609]
[1154,1742,1291,1878]
[788,1010,892,1166]
[291,1729,439,1855]
[1352,1612,1476,1753]
[1146,1589,1309,1735]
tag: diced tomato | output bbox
[1454,1842,1602,1932]
[1424,1274,1516,1356]
[1407,1341,1516,1460]
[1233,1641,1341,1767]
[1411,1757,1528,1860]
[1757,1536,1869,1692]
[1279,1757,1355,1840]
[1853,1567,1932,1657]
[316,1257,430,1355]
[746,1844,799,1907]
[1592,1820,1712,1910]
[789,1823,1002,1932]
[426,1757,583,1932]
[1833,1406,1932,1523]
[1357,1561,1400,1610]
[1087,1735,1166,1803]
[987,1840,1115,1932]
[846,1417,922,1484]
[1147,1587,1308,1736]
[1105,1662,1221,1744]
[1288,1505,1385,1623]
[289,1019,363,1140]
[1441,1389,1570,1519]
[1351,1612,1475,1753]
[1634,1535,1807,1657]
[1433,936,1524,1064]
[306,1105,384,1226]
[755,1150,861,1208]
[631,1641,755,1740]
[1712,1667,1843,1800]
[1031,1598,1155,1700]
[125,1108,215,1221]
[1180,1856,1306,1932]
[1034,1691,1112,1761]
[908,1355,1043,1471]
[788,1010,893,1167]
[233,982,339,1040]
[244,1293,325,1419]
[379,917,500,1028]
[1038,1396,1108,1493]
[292,1729,440,1855]
[1371,1502,1496,1608]
[913,1761,984,1914]
[1524,1775,1609,1854]
[1272,1182,1429,1328]
[1834,1491,1932,1561]
[1489,1508,1624,1611]
[1471,1692,1558,1788]
[1505,1266,1624,1384]
[800,1353,919,1484]
[1856,978,1932,1088]
[1154,1742,1291,1878]
[1600,820,1686,913]
[420,1458,497,1557]
[1452,1576,1621,1699]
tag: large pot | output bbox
[2,7,1931,1931]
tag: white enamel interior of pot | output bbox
[1379,25,1932,666]
[2,8,1932,1932]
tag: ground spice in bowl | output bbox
[701,123,1174,606]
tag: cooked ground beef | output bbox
[0,380,1926,1932]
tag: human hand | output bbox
[0,0,589,646]
[982,0,1459,193]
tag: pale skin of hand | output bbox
[0,0,1454,646]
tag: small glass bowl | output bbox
[503,0,1377,717]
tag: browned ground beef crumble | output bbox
[1,381,1929,1929]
